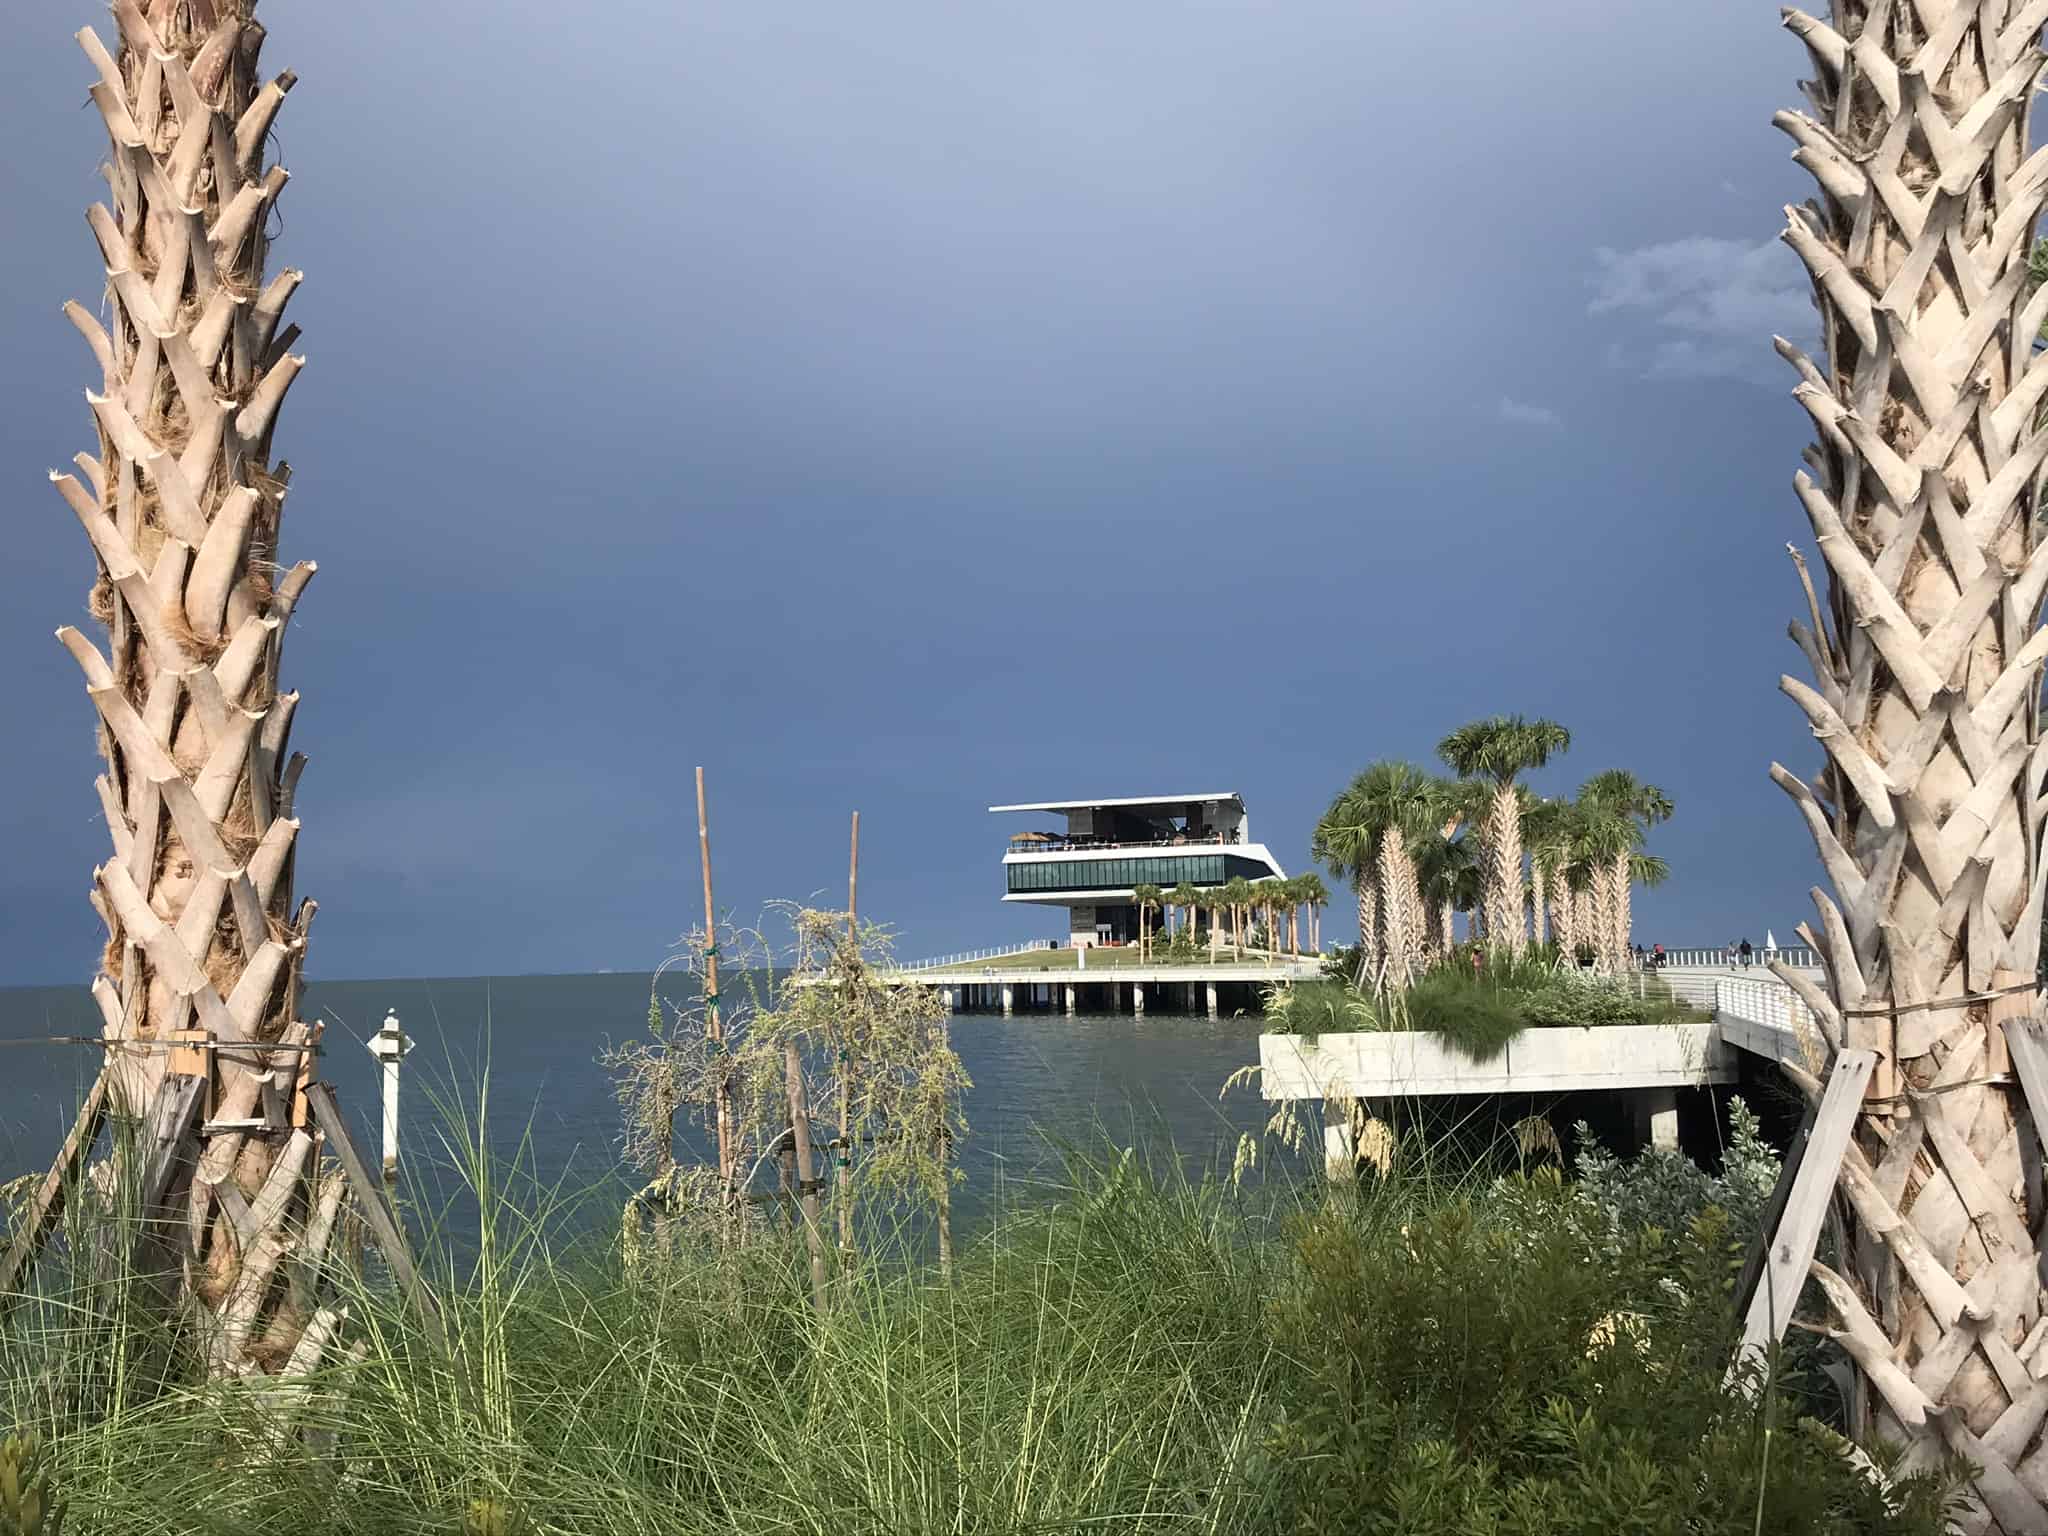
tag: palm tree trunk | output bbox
[1530,863,1549,949]
[1771,6,2048,1488]
[1376,834,1426,990]
[1609,850,1632,963]
[1588,863,1617,970]
[1482,784,1525,953]
[53,5,336,1379]
[1353,879,1380,987]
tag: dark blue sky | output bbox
[3,2,1832,981]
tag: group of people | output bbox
[1621,939,1765,969]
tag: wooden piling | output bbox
[0,1072,109,1305]
[696,768,738,1210]
[785,1043,829,1315]
[839,811,860,1259]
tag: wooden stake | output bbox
[304,1081,446,1350]
[1987,969,2032,1079]
[848,809,860,935]
[129,1072,207,1291]
[839,810,860,1259]
[696,768,737,1208]
[0,1072,109,1304]
[936,1005,954,1282]
[784,1042,828,1316]
[1729,1049,1875,1387]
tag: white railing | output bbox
[1715,976,1813,1032]
[1713,975,1826,1070]
[895,940,1055,972]
[1658,945,1822,971]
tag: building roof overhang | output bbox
[989,793,1243,815]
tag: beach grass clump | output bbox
[0,1121,1962,1535]
[1401,964,1530,1060]
[1289,947,1710,1060]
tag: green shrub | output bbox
[1257,1171,1961,1534]
[0,1433,64,1536]
[1404,967,1526,1060]
[0,1103,1962,1536]
[1572,1098,1779,1239]
[1265,978,1380,1035]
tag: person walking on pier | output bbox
[1738,937,1753,968]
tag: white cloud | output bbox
[1588,235,1814,383]
[1498,396,1563,429]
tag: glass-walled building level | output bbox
[990,793,1288,948]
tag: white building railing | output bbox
[1712,974,1826,1071]
[1658,945,1823,971]
[895,940,1055,972]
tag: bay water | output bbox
[0,972,1274,1238]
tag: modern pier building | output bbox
[991,792,1288,947]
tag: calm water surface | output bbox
[0,973,1272,1231]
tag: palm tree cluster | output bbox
[1131,874,1329,961]
[1312,718,1672,991]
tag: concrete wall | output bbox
[1069,904,1096,947]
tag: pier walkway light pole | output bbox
[367,1010,414,1185]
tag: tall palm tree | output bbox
[1168,881,1201,948]
[1772,4,2048,1490]
[1318,763,1444,990]
[1132,883,1162,962]
[1522,794,1571,951]
[50,5,338,1377]
[1579,770,1673,963]
[1437,716,1571,954]
[1414,823,1476,960]
[1222,876,1252,958]
[1312,780,1382,982]
[1296,872,1329,953]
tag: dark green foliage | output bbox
[1404,966,1528,1060]
[1258,1172,1960,1534]
[1296,947,1712,1056]
[1265,977,1378,1035]
[1,1116,1961,1535]
[0,1433,64,1536]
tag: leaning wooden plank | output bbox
[2002,1017,2048,1160]
[303,1081,445,1348]
[0,1072,109,1303]
[128,1073,207,1287]
[1731,1092,1821,1330]
[1729,1048,1875,1388]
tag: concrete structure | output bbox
[991,792,1287,948]
[1260,969,1827,1169]
[925,957,1321,1016]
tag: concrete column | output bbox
[1205,981,1219,1019]
[1640,1087,1678,1151]
[1133,983,1145,1015]
[1001,985,1014,1016]
[942,988,955,1013]
[1323,1102,1356,1182]
[1064,985,1076,1014]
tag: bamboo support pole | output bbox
[784,1043,828,1315]
[696,768,737,1209]
[0,1073,109,1306]
[839,811,859,1258]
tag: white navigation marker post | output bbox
[366,1011,415,1185]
